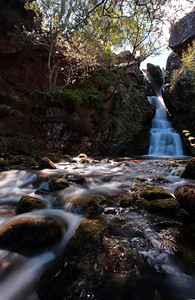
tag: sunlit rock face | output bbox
[162,11,195,156]
[169,11,195,55]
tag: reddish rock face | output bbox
[174,184,195,215]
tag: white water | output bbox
[0,158,194,299]
[148,95,184,157]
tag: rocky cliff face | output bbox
[163,11,195,156]
[0,1,155,157]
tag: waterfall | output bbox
[147,95,184,157]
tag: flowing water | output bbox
[148,95,184,157]
[0,157,195,299]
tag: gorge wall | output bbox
[0,1,155,157]
[163,10,195,156]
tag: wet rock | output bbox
[141,185,173,201]
[66,194,104,218]
[180,158,195,179]
[37,218,140,300]
[15,195,47,214]
[144,198,180,215]
[146,63,163,86]
[120,194,136,208]
[38,157,56,169]
[65,174,86,184]
[78,153,87,158]
[80,158,90,164]
[49,177,69,192]
[174,184,195,216]
[0,216,65,256]
[103,207,117,215]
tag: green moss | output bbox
[38,157,56,169]
[120,194,136,208]
[141,186,173,201]
[146,198,180,215]
[65,219,105,257]
[16,195,46,214]
[49,177,69,192]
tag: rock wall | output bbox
[0,1,155,157]
[163,11,195,156]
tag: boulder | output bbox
[141,186,173,201]
[0,216,65,255]
[146,63,163,86]
[169,11,195,55]
[145,198,180,215]
[38,157,56,169]
[174,184,195,215]
[180,158,195,179]
[49,177,69,192]
[65,174,86,184]
[165,52,181,83]
[15,195,47,214]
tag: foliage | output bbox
[170,42,195,95]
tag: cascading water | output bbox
[148,95,184,157]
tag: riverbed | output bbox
[0,156,194,299]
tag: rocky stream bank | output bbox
[0,154,195,299]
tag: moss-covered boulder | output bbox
[174,184,195,216]
[0,159,9,170]
[120,194,136,208]
[141,185,173,201]
[145,198,180,215]
[37,217,140,300]
[65,174,86,184]
[0,216,65,255]
[180,158,195,179]
[15,195,47,215]
[38,157,56,169]
[49,177,69,192]
[66,194,104,217]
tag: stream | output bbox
[0,157,195,299]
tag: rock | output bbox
[180,158,195,179]
[16,195,47,214]
[165,52,181,83]
[49,177,69,192]
[65,174,86,184]
[80,158,89,164]
[0,216,64,255]
[66,194,104,217]
[174,184,195,215]
[169,11,195,55]
[145,198,180,215]
[146,63,163,86]
[78,153,87,158]
[38,157,56,169]
[120,194,136,208]
[37,218,140,300]
[141,185,173,201]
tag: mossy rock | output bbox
[49,177,69,192]
[0,159,9,169]
[141,185,173,201]
[15,195,47,215]
[66,194,104,217]
[80,158,89,164]
[0,216,65,256]
[120,194,136,208]
[38,157,56,169]
[86,195,105,219]
[25,157,36,168]
[65,219,105,257]
[78,153,87,158]
[145,198,180,215]
[180,158,195,179]
[174,184,195,216]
